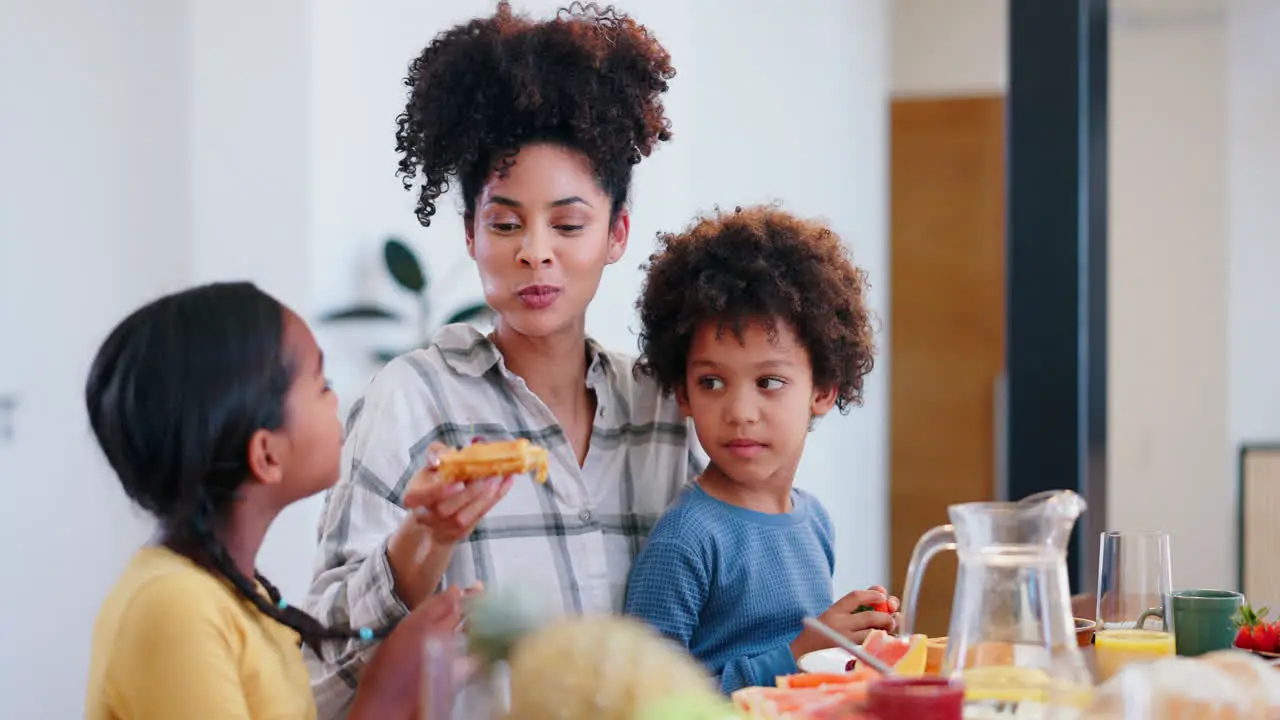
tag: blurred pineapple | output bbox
[464,586,741,720]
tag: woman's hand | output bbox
[403,440,515,544]
[349,587,466,720]
[387,440,513,606]
[790,587,900,660]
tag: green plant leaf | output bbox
[444,302,494,326]
[384,238,427,294]
[319,305,401,322]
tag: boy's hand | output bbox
[863,584,904,635]
[790,588,899,661]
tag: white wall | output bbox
[189,0,324,610]
[1227,0,1280,579]
[1,1,889,714]
[0,2,190,718]
[1108,1,1230,589]
[891,0,1006,97]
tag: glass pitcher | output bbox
[900,490,1093,716]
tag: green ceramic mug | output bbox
[1137,589,1244,656]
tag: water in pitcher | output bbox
[951,546,1093,717]
[901,491,1094,719]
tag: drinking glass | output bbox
[420,632,507,720]
[1095,531,1173,631]
[1093,531,1175,681]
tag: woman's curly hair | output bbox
[395,2,675,228]
[636,205,877,413]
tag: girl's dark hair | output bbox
[394,1,675,228]
[85,281,386,653]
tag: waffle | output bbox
[436,439,550,484]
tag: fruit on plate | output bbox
[1233,602,1280,654]
[924,636,947,675]
[777,673,864,690]
[464,585,727,720]
[732,685,868,719]
[842,630,929,675]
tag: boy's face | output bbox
[679,318,837,490]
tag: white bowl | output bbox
[796,647,855,675]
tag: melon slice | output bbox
[776,672,863,689]
[925,636,947,675]
[846,630,929,677]
[731,685,868,719]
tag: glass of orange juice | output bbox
[1093,531,1175,681]
[1093,628,1176,682]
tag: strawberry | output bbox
[1237,625,1257,651]
[1267,621,1280,652]
[854,601,892,615]
[1234,602,1271,651]
[1253,623,1278,653]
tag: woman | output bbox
[84,282,463,720]
[301,3,699,716]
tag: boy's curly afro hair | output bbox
[636,205,877,413]
[394,2,675,228]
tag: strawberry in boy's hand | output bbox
[791,587,900,661]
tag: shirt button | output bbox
[579,509,593,522]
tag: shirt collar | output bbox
[433,323,613,384]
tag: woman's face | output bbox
[467,143,628,340]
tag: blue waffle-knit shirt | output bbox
[623,483,835,693]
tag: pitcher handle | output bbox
[899,524,958,636]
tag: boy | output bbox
[624,205,898,693]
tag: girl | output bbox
[84,282,461,720]
[303,3,699,715]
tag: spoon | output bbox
[802,616,897,676]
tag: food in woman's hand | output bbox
[437,438,550,484]
[1233,602,1280,653]
[852,601,891,615]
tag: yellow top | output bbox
[85,545,316,720]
